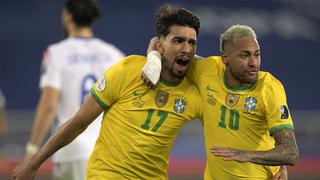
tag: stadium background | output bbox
[0,0,319,179]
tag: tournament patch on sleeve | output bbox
[280,105,289,119]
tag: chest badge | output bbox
[244,97,257,111]
[155,90,169,107]
[225,93,240,107]
[173,97,187,113]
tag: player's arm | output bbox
[0,90,6,137]
[11,93,103,180]
[210,128,298,166]
[141,36,161,89]
[0,103,6,137]
[25,87,60,159]
[272,166,287,180]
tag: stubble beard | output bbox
[169,64,186,79]
[230,67,258,85]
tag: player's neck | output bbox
[69,27,94,38]
[224,70,253,90]
[161,69,183,84]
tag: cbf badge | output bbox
[155,90,169,107]
[244,97,257,112]
[96,78,106,92]
[173,97,187,113]
[225,93,240,107]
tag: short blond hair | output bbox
[220,24,257,52]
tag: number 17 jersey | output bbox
[88,55,202,179]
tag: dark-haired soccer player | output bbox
[23,0,124,179]
[12,4,203,180]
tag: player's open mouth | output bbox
[175,56,190,72]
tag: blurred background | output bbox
[0,0,319,179]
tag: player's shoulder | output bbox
[203,55,222,62]
[41,39,70,64]
[46,38,72,52]
[119,55,146,66]
[103,55,146,85]
[193,56,222,68]
[107,55,146,73]
[258,71,284,91]
[91,38,114,48]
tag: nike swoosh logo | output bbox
[206,85,217,92]
[133,91,147,96]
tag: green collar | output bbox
[223,71,255,92]
[160,77,183,87]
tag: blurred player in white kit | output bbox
[24,0,124,179]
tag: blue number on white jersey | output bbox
[81,74,97,105]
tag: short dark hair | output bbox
[65,0,100,27]
[156,4,200,37]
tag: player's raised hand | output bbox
[272,166,288,180]
[141,71,156,90]
[11,159,37,180]
[142,37,162,89]
[147,36,158,54]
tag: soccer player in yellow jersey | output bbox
[11,4,202,180]
[143,24,299,179]
[202,25,299,179]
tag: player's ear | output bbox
[221,51,228,65]
[157,37,165,55]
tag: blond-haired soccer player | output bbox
[11,4,202,180]
[143,24,298,179]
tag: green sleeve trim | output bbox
[269,124,294,135]
[91,88,108,109]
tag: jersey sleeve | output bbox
[39,47,62,90]
[90,58,126,109]
[264,77,294,135]
[187,56,221,85]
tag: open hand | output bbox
[11,160,37,180]
[210,147,250,162]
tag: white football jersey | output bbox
[40,37,125,162]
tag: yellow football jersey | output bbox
[188,56,294,179]
[87,55,202,179]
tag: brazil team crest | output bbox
[173,97,187,113]
[244,97,257,111]
[225,93,240,107]
[155,90,169,107]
